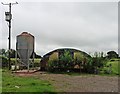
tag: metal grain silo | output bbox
[16,32,34,70]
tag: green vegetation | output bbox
[48,58,119,76]
[0,69,2,93]
[0,55,8,67]
[1,49,119,76]
[0,48,41,69]
[107,51,119,59]
[103,59,119,75]
[47,50,119,76]
[11,58,41,63]
[59,50,73,68]
[84,54,108,74]
[2,69,55,93]
[10,58,41,68]
[48,50,74,72]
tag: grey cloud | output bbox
[1,2,118,56]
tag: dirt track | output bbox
[16,71,119,92]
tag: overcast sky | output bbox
[0,1,118,56]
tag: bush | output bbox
[0,55,8,68]
[83,58,94,73]
[83,56,108,74]
[48,59,59,72]
[59,50,73,69]
[47,50,74,72]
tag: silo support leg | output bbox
[32,52,35,70]
[27,49,29,72]
[15,51,17,71]
[28,60,29,72]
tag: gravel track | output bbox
[16,72,119,92]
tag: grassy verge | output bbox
[0,69,2,93]
[2,69,56,93]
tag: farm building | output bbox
[40,48,91,72]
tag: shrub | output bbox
[47,50,74,72]
[83,58,94,73]
[0,55,8,68]
[48,59,59,72]
[83,56,108,74]
[59,50,73,69]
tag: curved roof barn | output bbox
[40,48,91,71]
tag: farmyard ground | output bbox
[14,71,119,92]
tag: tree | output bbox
[0,49,6,56]
[10,49,16,58]
[48,59,59,72]
[84,52,107,74]
[59,50,73,69]
[30,52,42,58]
[0,55,8,67]
[5,49,18,58]
[107,51,119,59]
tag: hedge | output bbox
[0,55,8,68]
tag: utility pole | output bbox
[2,2,18,70]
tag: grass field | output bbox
[11,58,41,63]
[10,58,41,67]
[2,69,55,93]
[106,59,119,75]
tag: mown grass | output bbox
[97,58,119,76]
[106,60,119,75]
[2,69,56,93]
